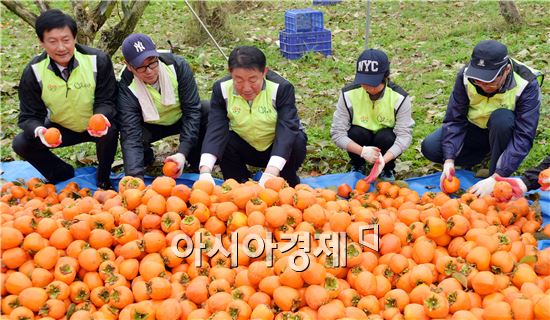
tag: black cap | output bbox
[122,33,159,67]
[354,49,389,86]
[465,40,510,82]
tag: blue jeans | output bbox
[421,109,515,175]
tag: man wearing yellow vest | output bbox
[198,46,307,187]
[12,9,118,189]
[118,34,206,180]
[421,40,543,196]
[331,49,414,182]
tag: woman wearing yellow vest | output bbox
[12,10,118,190]
[331,49,414,182]
[117,34,207,180]
[198,46,307,187]
[421,40,543,197]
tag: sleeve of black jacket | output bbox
[173,55,201,156]
[93,49,117,123]
[441,68,471,161]
[521,155,550,191]
[117,76,147,178]
[200,78,231,158]
[269,72,301,160]
[17,56,49,139]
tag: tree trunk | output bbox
[97,0,149,56]
[499,0,523,25]
[0,1,38,28]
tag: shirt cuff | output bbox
[199,153,217,172]
[267,156,287,172]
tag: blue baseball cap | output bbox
[354,49,390,86]
[465,40,510,82]
[121,33,159,67]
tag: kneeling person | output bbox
[199,46,307,187]
[13,9,118,189]
[331,49,414,181]
[118,34,206,180]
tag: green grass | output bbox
[1,1,549,179]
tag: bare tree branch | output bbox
[34,0,50,13]
[1,1,38,27]
[97,0,149,56]
[89,1,117,33]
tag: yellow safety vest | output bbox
[464,59,542,129]
[344,84,405,132]
[128,62,181,126]
[31,51,96,132]
[221,79,278,151]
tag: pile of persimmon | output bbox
[1,174,549,320]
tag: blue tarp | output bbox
[1,160,548,248]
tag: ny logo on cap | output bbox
[477,59,485,67]
[133,41,146,53]
[358,60,379,72]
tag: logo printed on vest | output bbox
[477,59,485,67]
[357,60,379,72]
[133,41,146,52]
[47,84,60,91]
[231,106,241,115]
[74,82,92,89]
[360,115,368,123]
[377,114,387,123]
[258,105,269,114]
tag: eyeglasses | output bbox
[134,59,159,73]
[472,67,507,88]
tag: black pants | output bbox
[347,125,396,171]
[141,100,209,171]
[12,122,118,185]
[421,109,515,175]
[219,130,307,187]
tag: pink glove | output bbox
[35,126,62,148]
[364,154,385,183]
[87,114,111,137]
[494,175,528,198]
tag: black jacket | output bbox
[117,52,201,177]
[17,44,117,139]
[201,70,303,160]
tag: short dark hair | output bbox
[228,46,266,72]
[35,9,77,41]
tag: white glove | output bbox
[199,172,215,185]
[469,175,496,197]
[494,175,528,198]
[259,172,277,188]
[364,154,385,183]
[164,153,186,178]
[35,126,61,148]
[87,114,111,137]
[361,146,380,164]
[439,160,455,190]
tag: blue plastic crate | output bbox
[279,29,332,60]
[281,49,332,60]
[313,0,341,5]
[284,8,324,33]
[279,29,331,53]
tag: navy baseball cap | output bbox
[465,40,510,82]
[354,49,389,86]
[121,34,159,67]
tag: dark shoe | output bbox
[97,181,114,190]
[380,169,396,181]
